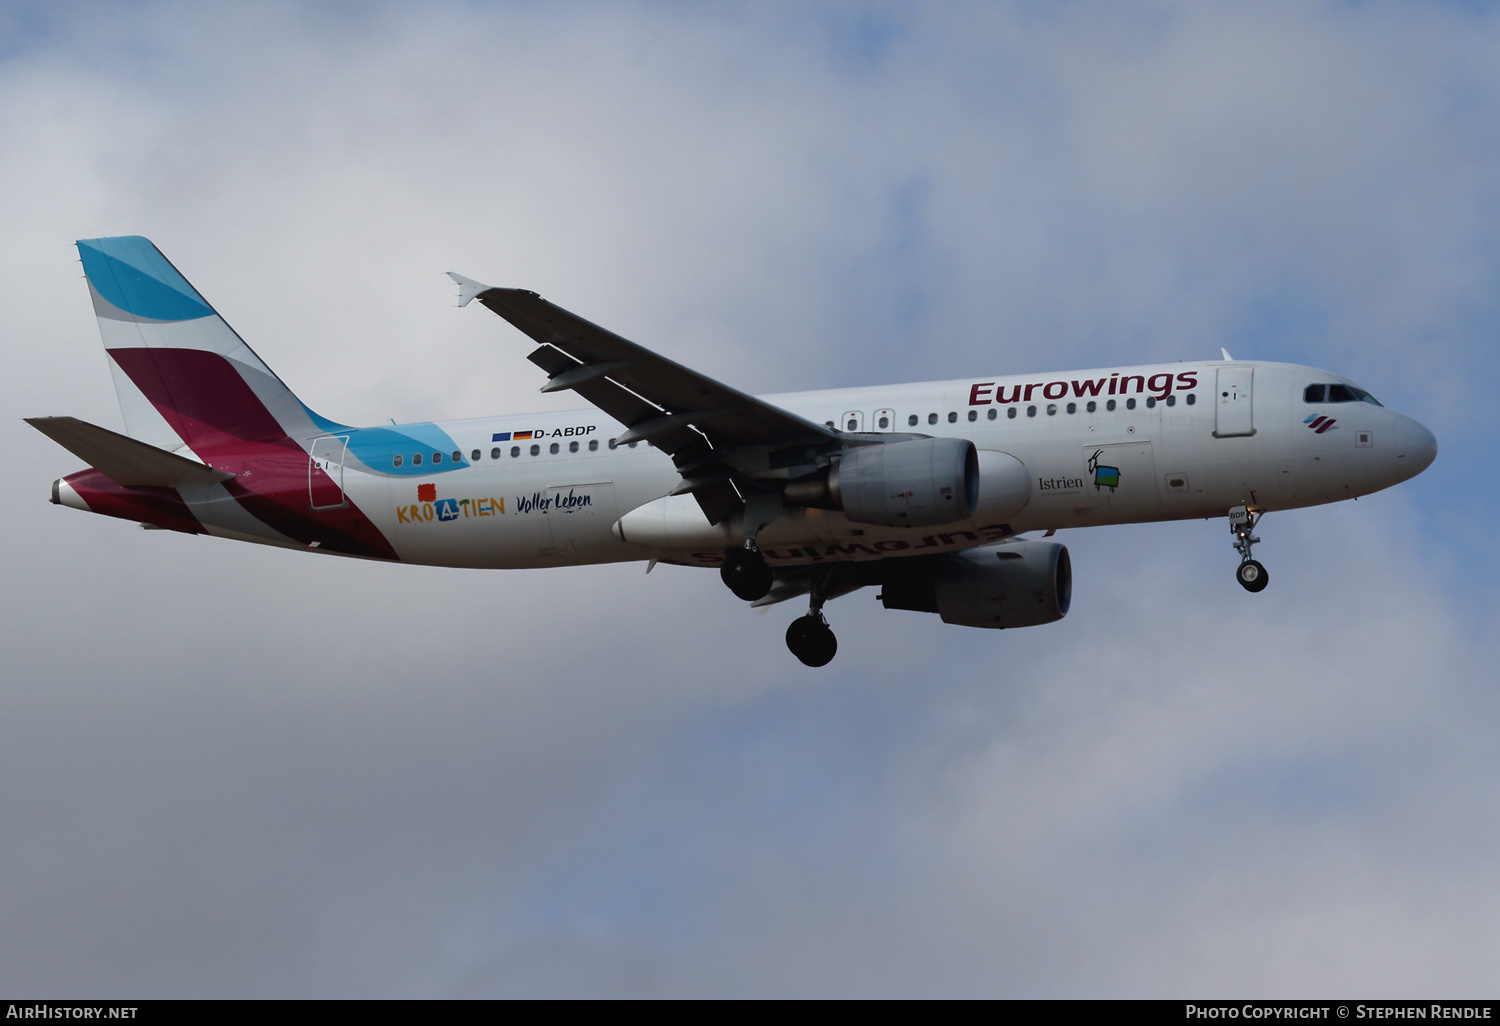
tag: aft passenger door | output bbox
[309,435,348,509]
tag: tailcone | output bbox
[57,469,204,533]
[52,476,93,512]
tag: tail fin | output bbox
[77,236,340,454]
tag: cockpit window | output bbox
[1306,382,1383,407]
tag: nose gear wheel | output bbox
[1229,505,1269,593]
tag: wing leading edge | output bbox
[448,275,840,525]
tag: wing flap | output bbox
[26,416,236,488]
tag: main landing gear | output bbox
[1229,505,1269,593]
[786,570,837,667]
[721,543,773,601]
[720,545,838,667]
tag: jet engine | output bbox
[876,540,1072,629]
[785,441,1031,530]
[784,437,978,528]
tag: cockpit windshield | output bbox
[1304,383,1382,406]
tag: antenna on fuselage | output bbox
[1221,348,1235,361]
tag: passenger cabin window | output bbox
[491,447,501,460]
[530,444,540,456]
[569,441,579,453]
[987,408,997,420]
[550,442,560,454]
[393,455,403,468]
[413,453,422,465]
[471,449,481,462]
[908,414,919,427]
[510,446,520,458]
[432,452,442,464]
[928,413,938,425]
[452,450,462,463]
[1007,407,1017,419]
[589,439,598,451]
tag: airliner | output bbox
[29,236,1438,665]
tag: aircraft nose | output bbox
[1395,416,1437,478]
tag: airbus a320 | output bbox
[29,237,1437,666]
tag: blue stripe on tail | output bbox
[77,236,214,322]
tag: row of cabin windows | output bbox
[391,437,641,468]
[823,393,1196,431]
[390,388,1212,466]
[1304,383,1382,406]
[393,449,465,468]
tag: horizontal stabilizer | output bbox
[26,416,235,488]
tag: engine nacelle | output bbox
[831,437,978,528]
[878,540,1072,629]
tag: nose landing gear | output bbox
[786,567,838,667]
[1229,505,1269,593]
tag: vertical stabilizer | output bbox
[77,236,338,454]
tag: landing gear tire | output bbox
[786,615,837,667]
[721,548,773,601]
[1236,559,1269,593]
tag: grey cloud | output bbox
[0,0,1494,997]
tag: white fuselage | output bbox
[313,359,1433,571]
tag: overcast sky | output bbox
[2,0,1497,997]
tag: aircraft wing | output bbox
[449,275,839,524]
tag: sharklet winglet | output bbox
[447,272,493,308]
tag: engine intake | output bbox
[878,540,1072,629]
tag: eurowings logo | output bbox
[1304,414,1337,434]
